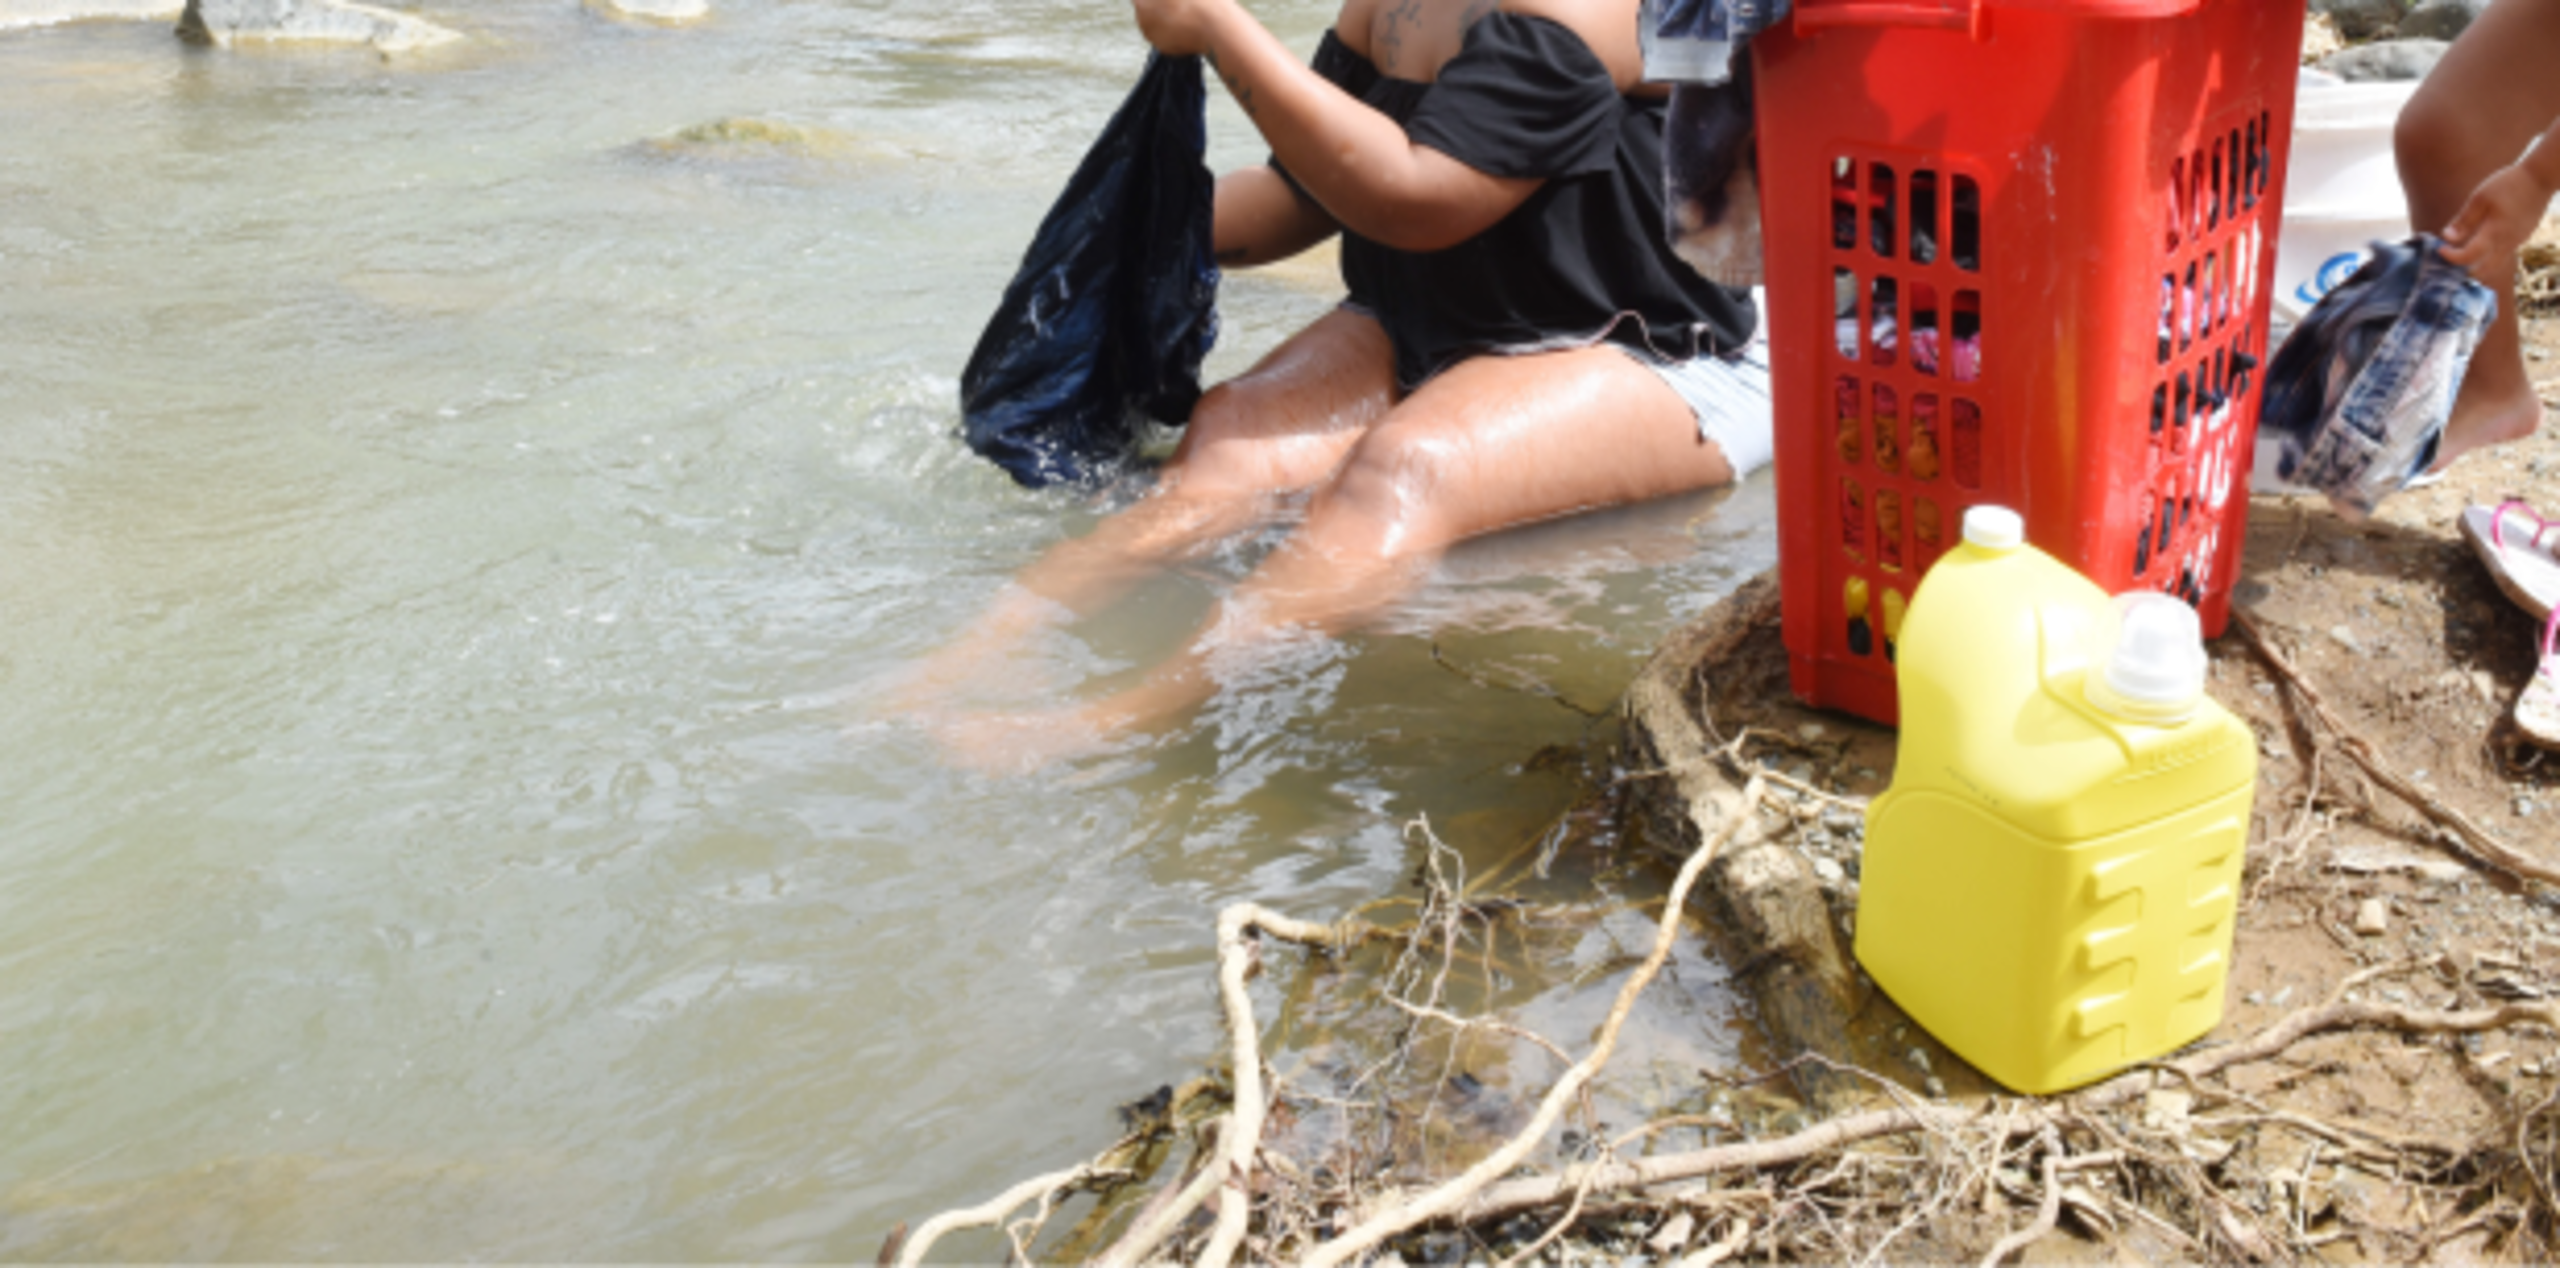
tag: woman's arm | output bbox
[1213,166,1340,267]
[1135,0,1539,252]
[2439,111,2560,273]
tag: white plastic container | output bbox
[2271,72,2417,325]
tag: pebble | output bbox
[2329,624,2364,654]
[1811,856,1846,885]
[1925,1076,1947,1098]
[2355,897,2391,936]
[1798,723,1827,741]
[2523,798,2540,819]
[2272,985,2294,1008]
[1908,1047,1933,1074]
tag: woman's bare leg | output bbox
[937,342,1739,767]
[2398,0,2560,468]
[889,307,1396,712]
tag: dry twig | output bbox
[1296,777,1765,1268]
[895,1163,1127,1268]
[2235,611,2551,888]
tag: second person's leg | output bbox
[2397,0,2560,466]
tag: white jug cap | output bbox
[1963,505,2025,551]
[2089,592,2207,723]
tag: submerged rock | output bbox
[176,0,458,52]
[0,0,181,30]
[627,117,935,172]
[587,0,705,24]
[645,117,842,154]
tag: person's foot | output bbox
[2432,381,2548,472]
[875,590,1080,719]
[924,703,1133,776]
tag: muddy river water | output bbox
[0,1,1776,1255]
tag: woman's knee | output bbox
[2395,91,2469,198]
[1306,425,1471,559]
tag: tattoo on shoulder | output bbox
[1378,0,1423,72]
[1461,0,1496,26]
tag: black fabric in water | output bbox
[958,53,1220,489]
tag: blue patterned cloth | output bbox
[2257,236,2495,520]
[1643,0,1790,83]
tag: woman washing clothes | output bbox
[909,0,1772,770]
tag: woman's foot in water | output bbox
[924,699,1143,776]
[874,588,1082,720]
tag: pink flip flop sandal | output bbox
[2461,500,2560,624]
[2519,606,2560,751]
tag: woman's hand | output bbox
[2438,160,2555,274]
[2439,117,2560,276]
[1132,0,1234,58]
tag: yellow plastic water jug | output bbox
[1855,506,2257,1095]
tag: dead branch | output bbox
[1094,1126,1225,1268]
[1979,1128,2063,1267]
[1200,904,1384,1268]
[1296,776,1765,1268]
[1432,990,2560,1234]
[2234,611,2553,889]
[1492,1168,1594,1268]
[895,1162,1126,1268]
[1690,1215,1754,1264]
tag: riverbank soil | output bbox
[1603,305,2560,1262]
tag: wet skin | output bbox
[902,0,1738,771]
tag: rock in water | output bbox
[588,0,706,25]
[0,0,181,30]
[176,0,458,52]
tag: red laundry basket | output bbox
[1753,0,2303,725]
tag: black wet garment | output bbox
[1274,15,1754,389]
[959,53,1220,489]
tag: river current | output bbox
[0,1,1776,1256]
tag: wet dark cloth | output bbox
[2258,235,2495,519]
[958,53,1220,489]
[1643,0,1791,84]
[1273,15,1756,390]
[1643,0,1791,286]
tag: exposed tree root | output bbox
[893,624,2560,1262]
[2235,610,2553,889]
[895,798,2560,1264]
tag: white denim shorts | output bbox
[1347,299,1778,480]
[1613,338,1775,479]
